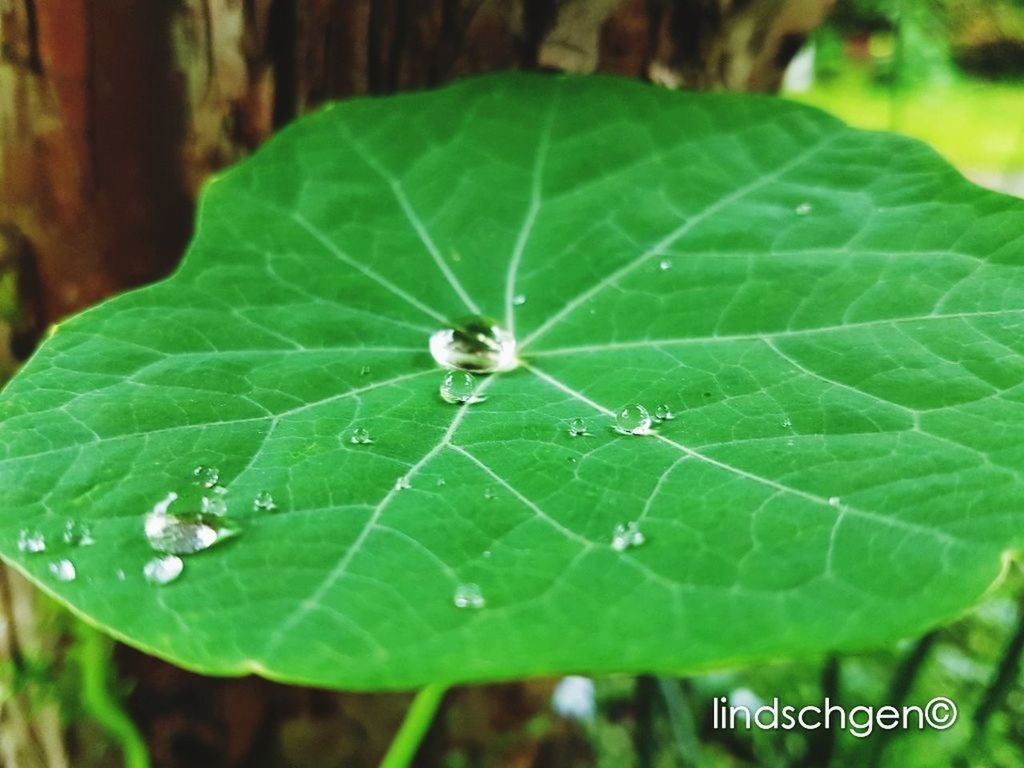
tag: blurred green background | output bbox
[784,0,1024,197]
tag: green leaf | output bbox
[1,73,1022,690]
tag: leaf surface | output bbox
[1,73,1023,689]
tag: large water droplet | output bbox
[350,427,373,445]
[429,316,517,372]
[49,559,76,582]
[615,404,652,436]
[62,519,94,547]
[253,490,277,512]
[144,555,184,585]
[568,418,589,437]
[144,492,235,555]
[192,465,220,488]
[654,404,674,421]
[18,528,46,554]
[612,521,646,551]
[439,371,485,405]
[453,583,486,609]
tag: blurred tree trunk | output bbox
[0,1,832,765]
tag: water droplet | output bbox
[781,417,792,428]
[200,488,228,517]
[253,490,277,512]
[828,496,840,507]
[614,404,652,436]
[568,418,589,437]
[439,371,485,405]
[192,465,220,488]
[429,316,517,373]
[436,477,446,487]
[795,202,813,216]
[144,555,184,585]
[48,559,76,582]
[513,294,526,306]
[360,365,371,376]
[17,528,46,554]
[395,476,412,491]
[116,569,126,581]
[659,259,673,271]
[611,521,646,552]
[350,427,373,445]
[654,404,674,421]
[62,519,94,547]
[144,492,235,555]
[453,583,486,609]
[482,550,492,558]
[484,487,497,501]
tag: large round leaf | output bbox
[1,73,1022,690]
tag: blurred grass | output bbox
[785,67,1024,173]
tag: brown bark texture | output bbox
[0,1,831,765]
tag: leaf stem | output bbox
[73,622,150,768]
[657,677,699,767]
[380,683,448,768]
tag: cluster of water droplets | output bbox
[611,521,646,552]
[138,466,278,585]
[17,513,95,583]
[453,582,486,609]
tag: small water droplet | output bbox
[429,316,517,372]
[200,488,228,517]
[568,418,589,437]
[436,477,446,487]
[781,417,792,428]
[615,404,652,436]
[654,404,675,421]
[612,521,646,552]
[828,496,840,507]
[17,528,46,554]
[567,456,577,464]
[395,476,412,491]
[62,519,94,547]
[192,465,220,488]
[453,583,486,609]
[253,490,277,512]
[484,487,497,501]
[659,259,673,271]
[116,569,126,581]
[144,555,184,585]
[439,371,485,405]
[482,550,492,558]
[360,365,371,376]
[49,559,76,582]
[513,294,526,306]
[795,202,813,216]
[350,427,373,445]
[144,492,235,555]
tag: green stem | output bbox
[73,622,150,768]
[380,684,448,768]
[657,677,699,767]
